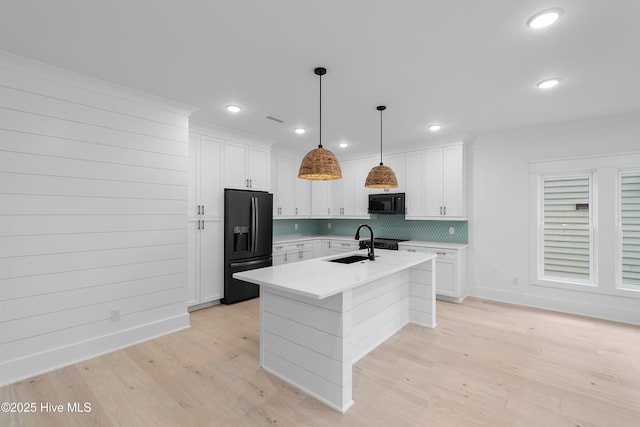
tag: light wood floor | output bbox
[1,297,639,426]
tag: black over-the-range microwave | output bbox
[368,193,405,214]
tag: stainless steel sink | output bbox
[327,255,371,264]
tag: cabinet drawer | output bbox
[273,244,287,253]
[291,242,313,251]
[289,248,313,262]
[273,241,313,254]
[332,241,359,249]
[399,246,428,254]
[424,248,457,260]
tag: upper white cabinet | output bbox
[405,150,426,217]
[311,180,333,217]
[224,141,270,191]
[189,134,223,219]
[406,143,466,220]
[384,153,406,193]
[282,142,463,220]
[330,158,371,218]
[272,156,310,218]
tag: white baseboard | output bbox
[0,314,190,387]
[471,286,640,325]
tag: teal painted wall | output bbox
[274,216,468,244]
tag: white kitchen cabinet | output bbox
[224,141,270,191]
[405,150,426,217]
[324,239,360,255]
[352,158,372,216]
[272,156,310,218]
[188,133,224,309]
[383,153,406,193]
[272,156,295,217]
[272,240,314,265]
[405,143,465,220]
[425,145,464,218]
[330,159,371,218]
[189,134,223,219]
[294,174,311,217]
[188,219,223,308]
[311,180,333,217]
[398,241,468,302]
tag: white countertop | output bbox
[234,249,436,300]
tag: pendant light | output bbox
[298,67,342,180]
[365,105,398,188]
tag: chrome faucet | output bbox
[354,224,375,260]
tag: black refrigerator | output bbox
[222,189,273,304]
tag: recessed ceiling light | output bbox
[428,124,442,131]
[339,143,348,148]
[527,9,563,29]
[537,78,561,89]
[225,105,241,113]
[294,128,306,135]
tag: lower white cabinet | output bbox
[323,239,360,256]
[398,242,468,302]
[272,241,314,265]
[188,219,223,308]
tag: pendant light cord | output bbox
[318,72,322,149]
[379,108,383,165]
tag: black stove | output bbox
[359,238,408,251]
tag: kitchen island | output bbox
[234,248,437,413]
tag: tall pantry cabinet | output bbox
[187,133,224,309]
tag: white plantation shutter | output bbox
[620,173,640,286]
[542,175,592,281]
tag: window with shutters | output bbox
[619,172,640,289]
[539,174,594,284]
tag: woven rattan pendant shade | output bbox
[298,147,342,180]
[365,105,397,188]
[298,67,342,180]
[365,164,398,188]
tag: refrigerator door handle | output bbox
[250,197,257,253]
[254,197,259,252]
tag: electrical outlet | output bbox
[294,223,298,231]
[328,223,332,229]
[111,308,121,321]
[449,227,455,235]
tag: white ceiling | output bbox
[1,0,639,156]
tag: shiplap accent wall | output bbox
[0,52,195,386]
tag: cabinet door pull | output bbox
[202,205,205,215]
[201,220,205,230]
[328,208,330,215]
[295,207,298,215]
[443,206,446,215]
[197,220,200,230]
[440,206,443,215]
[436,251,446,255]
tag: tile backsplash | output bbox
[273,216,468,244]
